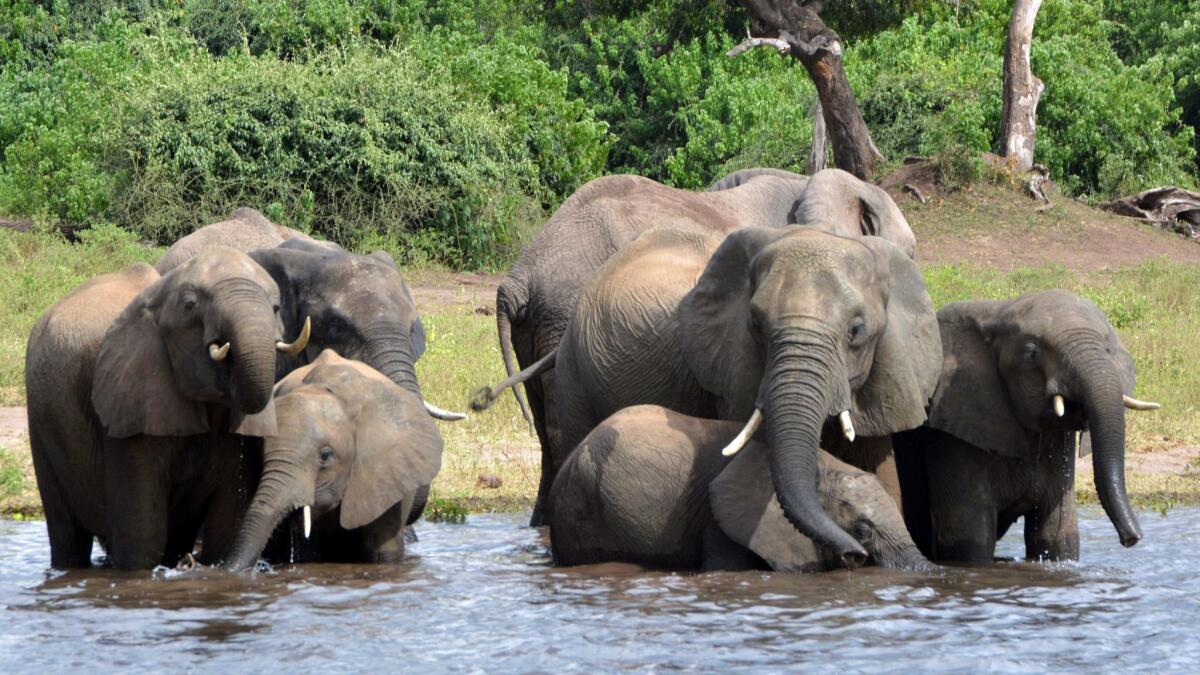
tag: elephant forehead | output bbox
[176,247,280,298]
[1002,291,1109,337]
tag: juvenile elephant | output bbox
[249,239,463,420]
[550,406,932,572]
[893,290,1158,563]
[549,227,941,564]
[26,248,308,569]
[224,350,442,571]
[154,207,337,274]
[485,168,913,525]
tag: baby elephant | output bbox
[894,289,1160,564]
[550,405,931,572]
[223,350,443,571]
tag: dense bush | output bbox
[1,0,1198,269]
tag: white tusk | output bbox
[1053,395,1065,417]
[208,342,230,361]
[424,400,467,421]
[839,410,855,443]
[276,316,312,355]
[722,408,763,457]
[302,505,312,539]
[1123,395,1161,411]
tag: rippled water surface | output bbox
[1,507,1197,671]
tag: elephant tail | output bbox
[472,346,556,416]
[494,302,535,428]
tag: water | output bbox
[0,507,1195,672]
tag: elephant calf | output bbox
[894,290,1161,563]
[549,405,932,572]
[224,350,443,571]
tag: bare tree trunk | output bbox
[808,100,828,173]
[999,0,1044,172]
[732,0,883,180]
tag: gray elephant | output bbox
[248,239,463,421]
[542,227,940,564]
[155,207,339,274]
[26,248,309,569]
[483,168,913,525]
[894,290,1158,563]
[224,350,442,571]
[550,405,932,572]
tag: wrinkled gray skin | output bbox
[554,228,941,564]
[26,248,286,569]
[225,350,443,572]
[894,290,1145,563]
[550,406,932,572]
[248,240,446,413]
[155,207,339,274]
[491,168,913,525]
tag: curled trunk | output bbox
[764,333,867,566]
[220,287,279,414]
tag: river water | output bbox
[0,507,1195,672]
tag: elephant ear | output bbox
[679,227,786,420]
[710,442,823,572]
[849,237,942,437]
[92,292,209,438]
[340,384,443,530]
[926,300,1030,457]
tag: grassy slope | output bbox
[1,182,1198,516]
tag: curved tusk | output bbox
[722,408,763,457]
[424,399,467,421]
[302,505,312,539]
[276,316,312,355]
[1053,395,1065,417]
[208,342,230,361]
[1123,395,1161,411]
[839,410,855,443]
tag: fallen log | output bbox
[1098,186,1200,239]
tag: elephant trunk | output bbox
[223,446,315,572]
[1073,349,1142,547]
[217,283,278,414]
[764,331,868,567]
[873,536,937,572]
[362,323,422,397]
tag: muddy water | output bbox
[0,507,1196,671]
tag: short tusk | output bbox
[839,410,855,443]
[1123,395,1161,411]
[302,505,312,539]
[722,408,763,457]
[424,399,467,421]
[208,342,230,361]
[276,316,312,355]
[1053,395,1065,417]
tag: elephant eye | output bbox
[180,290,198,312]
[1023,342,1039,363]
[318,447,334,465]
[847,318,867,345]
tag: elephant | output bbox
[893,289,1159,563]
[549,405,932,572]
[247,238,464,421]
[26,247,309,569]
[543,226,941,564]
[482,168,914,525]
[223,350,442,571]
[154,207,339,274]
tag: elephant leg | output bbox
[926,441,999,564]
[196,437,257,566]
[700,522,766,571]
[893,433,933,559]
[163,507,205,568]
[104,438,170,570]
[30,437,93,568]
[1024,432,1079,561]
[358,502,409,564]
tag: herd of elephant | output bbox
[26,167,1161,576]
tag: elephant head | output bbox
[678,227,941,565]
[251,240,463,420]
[224,350,443,572]
[926,289,1153,548]
[796,169,916,259]
[91,247,298,438]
